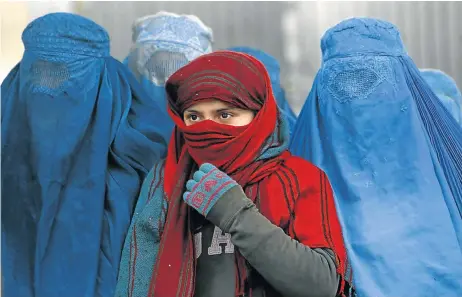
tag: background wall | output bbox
[2,1,461,113]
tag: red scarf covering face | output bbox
[149,51,350,297]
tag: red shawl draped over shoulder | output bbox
[149,51,350,296]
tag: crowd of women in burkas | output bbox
[2,11,462,297]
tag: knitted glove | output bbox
[183,163,239,217]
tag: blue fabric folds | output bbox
[400,59,462,236]
[421,69,462,125]
[228,46,297,134]
[290,18,462,297]
[1,13,170,297]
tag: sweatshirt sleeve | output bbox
[206,186,340,297]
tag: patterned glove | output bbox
[183,163,239,217]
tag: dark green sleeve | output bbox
[206,186,340,297]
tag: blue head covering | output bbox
[290,18,462,297]
[228,46,297,134]
[420,69,462,124]
[123,12,213,144]
[1,13,170,297]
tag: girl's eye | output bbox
[220,112,231,119]
[189,114,199,121]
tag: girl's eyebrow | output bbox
[215,107,239,112]
[184,109,200,113]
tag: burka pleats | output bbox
[289,18,462,297]
[421,69,462,125]
[1,13,170,297]
[400,59,462,235]
[123,12,214,148]
[228,46,297,134]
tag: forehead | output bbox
[184,99,234,112]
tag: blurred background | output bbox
[1,1,462,113]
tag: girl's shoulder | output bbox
[146,158,167,179]
[284,154,325,175]
[283,154,330,189]
[141,159,167,194]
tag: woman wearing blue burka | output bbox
[123,12,214,148]
[290,18,462,297]
[1,13,170,297]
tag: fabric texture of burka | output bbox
[421,68,462,125]
[289,18,462,297]
[228,46,297,134]
[1,13,170,297]
[123,12,214,146]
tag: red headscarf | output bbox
[149,51,350,297]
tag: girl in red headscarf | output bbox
[115,51,354,297]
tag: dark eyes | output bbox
[186,112,233,122]
[189,114,199,121]
[220,112,231,119]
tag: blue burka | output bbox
[290,18,462,297]
[123,12,214,144]
[1,13,171,297]
[421,69,462,125]
[228,46,297,134]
